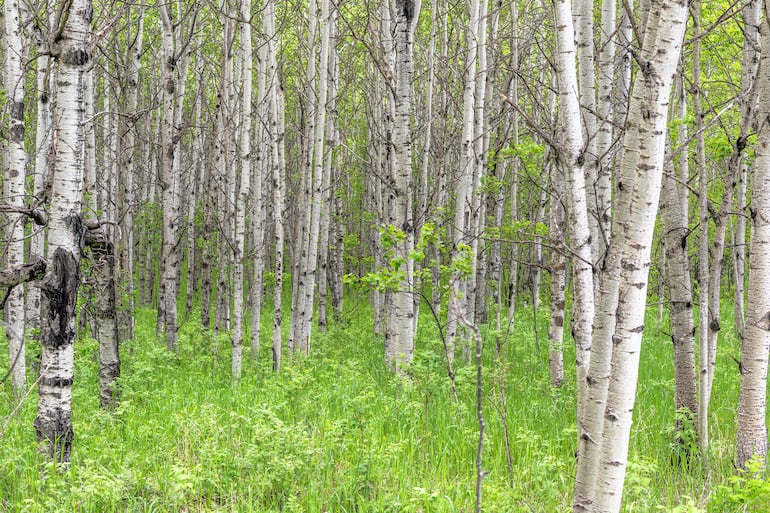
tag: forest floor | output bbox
[1,291,768,512]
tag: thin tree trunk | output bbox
[548,163,567,389]
[158,0,181,352]
[552,0,594,484]
[4,0,28,394]
[736,5,770,470]
[661,136,697,424]
[87,230,120,408]
[232,0,253,379]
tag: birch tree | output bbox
[157,0,182,352]
[384,0,420,372]
[736,3,770,469]
[232,0,253,379]
[573,1,689,510]
[33,0,92,461]
[552,0,594,461]
[3,0,29,394]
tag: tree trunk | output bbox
[384,0,419,373]
[4,0,28,394]
[548,164,567,389]
[34,0,92,462]
[736,6,770,470]
[158,0,181,352]
[87,230,120,408]
[661,136,697,424]
[577,2,688,510]
[232,0,253,379]
[552,0,594,481]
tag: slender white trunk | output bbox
[158,0,181,352]
[265,0,285,372]
[552,0,594,484]
[232,0,253,379]
[595,0,616,251]
[574,0,600,263]
[447,0,481,361]
[27,6,53,348]
[733,0,761,342]
[4,0,28,394]
[736,5,770,470]
[661,138,697,419]
[548,164,567,388]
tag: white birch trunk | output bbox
[552,0,594,476]
[548,164,567,389]
[447,0,481,361]
[4,0,28,394]
[27,5,53,348]
[264,0,285,372]
[732,0,762,343]
[574,0,601,263]
[34,0,92,462]
[158,0,181,352]
[736,5,770,469]
[588,2,688,510]
[595,0,617,251]
[384,0,419,372]
[232,0,253,379]
[661,138,697,420]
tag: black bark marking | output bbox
[41,248,80,349]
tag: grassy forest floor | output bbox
[1,291,769,512]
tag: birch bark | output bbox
[4,0,28,394]
[384,0,419,372]
[590,2,688,510]
[34,0,92,462]
[736,5,770,469]
[232,0,253,379]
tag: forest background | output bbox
[1,0,770,511]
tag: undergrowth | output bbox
[0,297,766,511]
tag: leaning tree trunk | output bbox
[576,1,688,511]
[34,0,92,462]
[736,6,770,470]
[3,0,28,394]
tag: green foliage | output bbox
[712,458,770,511]
[0,301,758,512]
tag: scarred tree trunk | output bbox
[34,0,92,462]
[86,229,120,408]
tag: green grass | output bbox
[0,295,767,512]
